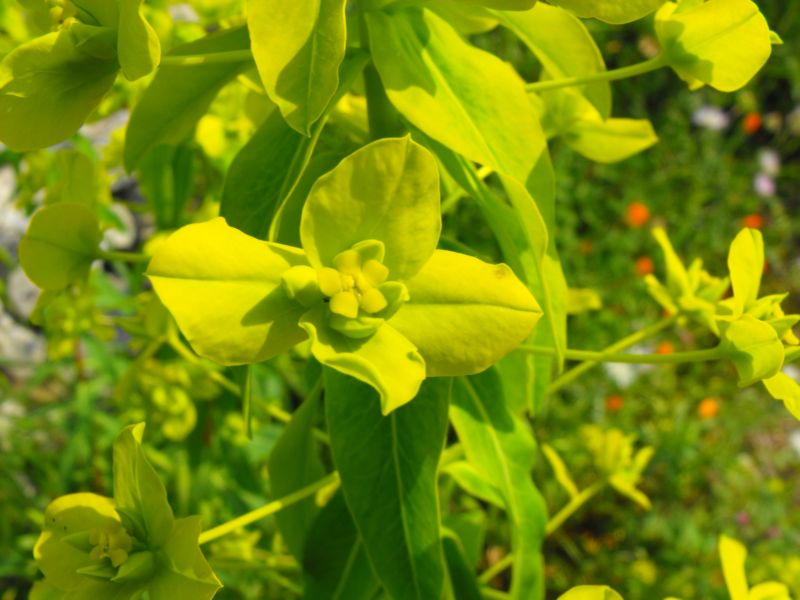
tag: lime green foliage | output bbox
[719,536,792,600]
[0,0,160,151]
[655,0,773,92]
[33,424,221,599]
[581,426,654,509]
[551,0,665,24]
[558,586,624,600]
[18,203,102,291]
[149,137,541,413]
[247,0,347,135]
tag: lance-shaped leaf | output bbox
[19,203,102,291]
[558,586,624,600]
[497,3,610,118]
[247,0,347,134]
[762,372,800,422]
[325,370,449,600]
[124,26,251,170]
[389,249,541,377]
[655,0,773,92]
[147,217,309,365]
[550,0,664,23]
[728,228,764,313]
[267,391,325,559]
[450,371,548,599]
[719,535,749,600]
[366,6,543,184]
[0,29,118,151]
[301,136,441,279]
[117,0,160,81]
[301,306,426,414]
[442,530,483,600]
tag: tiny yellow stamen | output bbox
[360,288,388,314]
[362,260,389,286]
[330,292,360,319]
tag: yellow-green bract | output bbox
[147,137,542,414]
[32,424,221,600]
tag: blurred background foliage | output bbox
[0,1,799,599]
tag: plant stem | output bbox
[159,49,254,67]
[98,250,150,264]
[525,55,668,94]
[785,346,800,364]
[199,472,340,545]
[478,483,605,583]
[547,317,677,394]
[520,342,723,365]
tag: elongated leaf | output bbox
[117,0,160,81]
[124,26,251,170]
[247,0,347,134]
[451,371,547,599]
[442,461,504,508]
[719,535,749,600]
[146,218,309,365]
[18,203,102,291]
[551,0,665,23]
[728,228,764,312]
[0,30,117,151]
[367,6,544,184]
[220,50,367,240]
[496,4,610,117]
[442,530,482,600]
[267,391,325,559]
[541,444,579,499]
[325,370,449,600]
[302,492,379,600]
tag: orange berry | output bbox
[635,256,654,276]
[605,394,624,412]
[656,341,674,355]
[743,112,762,135]
[742,214,764,229]
[697,397,720,419]
[625,201,651,228]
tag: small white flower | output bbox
[753,173,776,198]
[758,148,781,177]
[692,106,730,132]
[168,3,200,23]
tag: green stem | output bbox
[525,55,668,94]
[547,317,677,394]
[785,347,800,364]
[98,250,150,264]
[520,342,723,365]
[159,49,254,67]
[478,482,605,583]
[199,472,340,545]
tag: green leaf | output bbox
[655,0,772,92]
[762,372,800,421]
[124,26,251,170]
[34,493,121,591]
[421,1,499,34]
[147,217,309,365]
[0,30,118,151]
[325,371,449,600]
[719,535,749,600]
[246,0,348,134]
[550,0,665,23]
[557,586,624,600]
[442,530,483,600]
[388,249,541,376]
[541,444,579,499]
[267,390,325,559]
[117,0,161,81]
[719,315,784,387]
[450,371,547,599]
[302,492,379,600]
[156,516,221,600]
[728,228,764,313]
[18,203,102,291]
[301,136,441,279]
[458,0,535,8]
[301,306,426,414]
[366,6,544,184]
[442,461,505,508]
[113,424,174,547]
[137,142,196,229]
[497,4,610,117]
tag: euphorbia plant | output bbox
[4,0,796,598]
